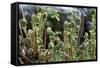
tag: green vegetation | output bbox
[18,7,96,64]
